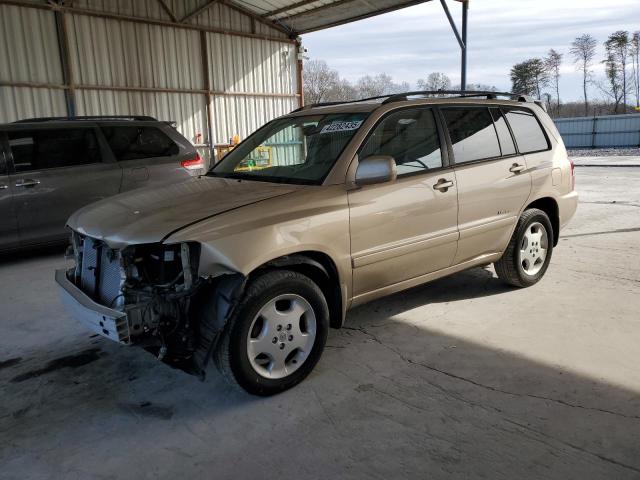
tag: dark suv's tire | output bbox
[214,269,329,396]
[494,208,554,288]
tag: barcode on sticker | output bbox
[320,121,363,134]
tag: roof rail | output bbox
[291,90,543,114]
[291,94,393,113]
[12,115,158,123]
[381,90,534,104]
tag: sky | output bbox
[302,0,640,102]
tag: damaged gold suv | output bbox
[56,91,578,395]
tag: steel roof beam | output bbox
[179,0,220,23]
[261,0,319,18]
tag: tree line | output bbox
[303,60,496,106]
[511,31,640,117]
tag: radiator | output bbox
[79,236,126,310]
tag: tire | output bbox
[214,269,329,396]
[494,208,554,288]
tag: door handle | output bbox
[15,179,41,188]
[433,179,454,192]
[0,184,8,190]
[509,163,526,173]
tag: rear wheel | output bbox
[494,208,553,287]
[215,270,329,396]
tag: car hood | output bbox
[67,176,302,248]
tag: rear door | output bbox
[441,106,532,264]
[0,131,19,250]
[7,124,122,246]
[99,123,193,192]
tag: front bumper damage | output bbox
[56,234,246,378]
[55,268,131,343]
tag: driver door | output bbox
[348,107,459,300]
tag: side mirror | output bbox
[355,155,397,186]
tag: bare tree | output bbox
[570,34,597,116]
[416,72,452,93]
[303,60,340,105]
[327,78,357,102]
[630,31,640,108]
[544,49,563,116]
[355,74,408,98]
[604,31,630,109]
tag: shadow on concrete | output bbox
[1,267,639,479]
[0,243,67,265]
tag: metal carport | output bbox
[0,0,469,158]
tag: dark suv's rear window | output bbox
[102,126,178,161]
[503,108,549,153]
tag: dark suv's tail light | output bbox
[181,153,204,171]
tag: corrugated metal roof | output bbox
[232,0,433,34]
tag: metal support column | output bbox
[461,0,468,91]
[54,9,76,116]
[296,38,304,107]
[440,0,468,91]
[200,30,214,165]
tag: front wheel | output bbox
[494,208,554,288]
[214,270,329,396]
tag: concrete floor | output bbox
[1,166,639,480]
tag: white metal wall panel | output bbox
[67,14,203,90]
[555,114,640,148]
[0,86,67,123]
[0,4,62,84]
[211,94,296,144]
[208,33,296,94]
[75,89,208,145]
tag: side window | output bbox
[8,128,101,172]
[442,108,501,164]
[503,108,549,153]
[360,108,442,176]
[102,126,179,161]
[490,108,516,156]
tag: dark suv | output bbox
[0,116,203,252]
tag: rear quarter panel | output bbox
[523,106,576,227]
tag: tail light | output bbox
[569,158,575,190]
[181,153,204,171]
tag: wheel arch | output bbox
[524,197,560,246]
[252,251,345,329]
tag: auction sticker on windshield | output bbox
[320,120,363,134]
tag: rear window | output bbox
[503,108,549,153]
[102,126,178,161]
[8,128,101,172]
[442,108,501,164]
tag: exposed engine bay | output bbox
[66,231,243,377]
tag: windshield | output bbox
[209,112,369,185]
